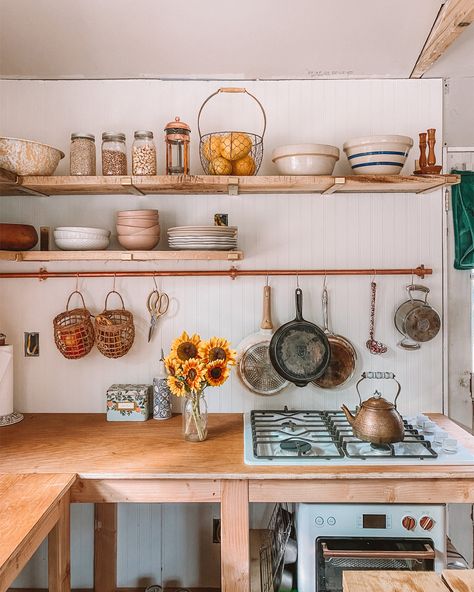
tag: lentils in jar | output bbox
[70,133,96,175]
[102,132,127,175]
[132,130,157,175]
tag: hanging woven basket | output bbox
[53,290,95,360]
[95,290,135,359]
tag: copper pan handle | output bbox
[321,542,435,560]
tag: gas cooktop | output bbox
[244,408,474,465]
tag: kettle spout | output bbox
[341,404,355,425]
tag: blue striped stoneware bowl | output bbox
[343,135,413,175]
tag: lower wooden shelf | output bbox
[0,250,243,262]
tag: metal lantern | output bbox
[164,116,190,175]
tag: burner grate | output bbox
[250,409,438,460]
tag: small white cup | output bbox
[442,438,458,454]
[422,420,436,433]
[417,414,429,427]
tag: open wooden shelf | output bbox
[0,169,460,196]
[0,250,243,262]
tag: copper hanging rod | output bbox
[0,265,431,280]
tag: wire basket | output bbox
[95,290,135,359]
[53,290,95,360]
[198,87,266,176]
[259,503,294,592]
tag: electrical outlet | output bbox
[212,518,221,543]
[24,332,39,357]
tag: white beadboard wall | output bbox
[1,78,444,588]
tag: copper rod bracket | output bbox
[38,267,48,281]
[229,266,238,280]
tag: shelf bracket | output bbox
[228,178,239,196]
[120,177,145,196]
[322,177,346,195]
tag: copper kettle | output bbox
[341,372,404,444]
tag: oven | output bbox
[296,503,446,592]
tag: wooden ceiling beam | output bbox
[410,0,474,78]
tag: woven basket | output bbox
[53,291,95,359]
[198,87,266,176]
[95,290,135,359]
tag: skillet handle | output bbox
[295,288,303,321]
[261,285,273,330]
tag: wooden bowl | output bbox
[0,223,38,250]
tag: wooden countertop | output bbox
[0,413,474,480]
[0,473,76,591]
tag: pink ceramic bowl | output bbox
[116,224,160,236]
[117,209,159,218]
[116,218,158,228]
[117,234,160,250]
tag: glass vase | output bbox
[183,392,208,442]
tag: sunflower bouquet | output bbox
[165,332,236,441]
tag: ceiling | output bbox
[0,0,456,80]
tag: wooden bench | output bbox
[0,473,75,592]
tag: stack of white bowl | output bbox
[54,227,110,250]
[116,210,160,250]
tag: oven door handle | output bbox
[321,542,435,560]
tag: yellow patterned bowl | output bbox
[0,137,65,176]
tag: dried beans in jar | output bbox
[132,130,157,175]
[102,132,127,175]
[70,133,96,175]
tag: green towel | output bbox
[452,171,474,270]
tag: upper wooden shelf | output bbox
[0,169,460,197]
[0,250,243,262]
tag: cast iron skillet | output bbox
[269,288,330,387]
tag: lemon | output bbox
[232,154,256,176]
[220,132,252,161]
[210,156,232,175]
[202,135,222,161]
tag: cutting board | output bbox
[343,570,449,591]
[442,569,474,591]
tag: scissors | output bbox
[147,289,169,342]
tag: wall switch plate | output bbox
[24,332,39,357]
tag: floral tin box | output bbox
[106,384,152,421]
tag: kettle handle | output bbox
[356,372,402,408]
[407,284,430,305]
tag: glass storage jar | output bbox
[102,132,127,175]
[70,133,96,175]
[132,131,157,175]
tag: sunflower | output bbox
[164,354,180,376]
[199,337,236,366]
[182,358,205,392]
[167,375,186,397]
[170,331,201,362]
[205,360,230,387]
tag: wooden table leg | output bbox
[94,503,117,592]
[48,492,71,592]
[221,480,250,592]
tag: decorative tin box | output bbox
[106,384,151,421]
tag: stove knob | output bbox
[327,516,336,526]
[402,516,417,531]
[315,516,324,527]
[419,516,435,531]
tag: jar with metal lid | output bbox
[164,117,190,175]
[102,132,127,175]
[132,131,157,176]
[70,133,96,175]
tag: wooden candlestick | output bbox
[419,133,427,171]
[427,128,436,167]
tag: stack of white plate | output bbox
[168,226,238,250]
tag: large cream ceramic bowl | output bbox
[0,137,65,176]
[343,135,413,175]
[271,144,339,175]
